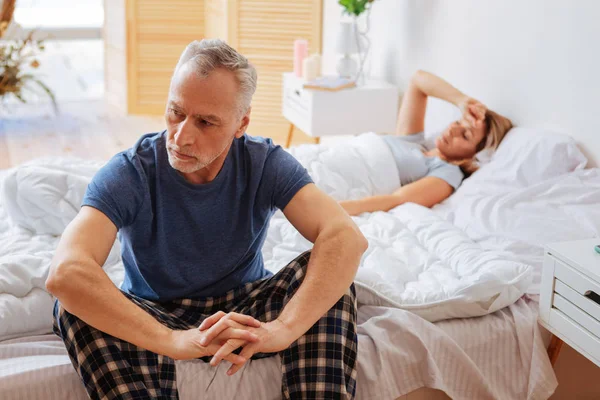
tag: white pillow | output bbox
[469,127,588,188]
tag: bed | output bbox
[1,126,598,399]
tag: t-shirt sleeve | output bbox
[264,146,314,211]
[82,153,146,229]
[396,131,437,151]
[397,131,425,144]
[426,159,465,190]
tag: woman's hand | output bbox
[460,97,487,128]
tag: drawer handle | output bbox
[295,90,301,96]
[585,290,600,305]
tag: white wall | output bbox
[322,0,600,165]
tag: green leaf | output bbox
[338,0,372,16]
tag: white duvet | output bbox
[0,133,541,341]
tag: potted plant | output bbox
[338,0,375,17]
[337,0,376,83]
[0,0,57,111]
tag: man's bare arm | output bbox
[46,206,259,360]
[204,183,368,373]
[277,184,368,338]
[46,206,176,355]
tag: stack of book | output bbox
[302,76,356,92]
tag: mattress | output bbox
[0,296,555,400]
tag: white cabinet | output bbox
[282,73,398,146]
[539,239,600,367]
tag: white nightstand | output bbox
[281,72,398,147]
[539,239,600,367]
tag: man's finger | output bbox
[227,344,256,376]
[226,312,262,328]
[200,312,260,332]
[211,339,244,367]
[223,352,247,366]
[199,311,226,331]
[200,317,235,346]
[219,327,259,343]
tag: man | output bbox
[47,39,367,399]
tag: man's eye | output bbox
[170,108,182,116]
[202,120,213,127]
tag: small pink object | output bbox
[293,39,309,77]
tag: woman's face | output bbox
[435,119,486,160]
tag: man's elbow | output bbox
[46,267,66,297]
[46,261,81,297]
[357,230,369,254]
[347,224,368,255]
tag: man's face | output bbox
[165,63,249,174]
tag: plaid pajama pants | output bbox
[52,251,358,400]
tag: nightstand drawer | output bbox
[283,88,310,117]
[282,76,312,125]
[548,307,600,364]
[540,240,600,368]
[554,279,600,323]
[553,292,600,336]
[554,259,600,324]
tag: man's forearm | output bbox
[48,261,175,357]
[276,223,367,339]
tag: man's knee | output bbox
[53,299,71,337]
[52,299,97,346]
[322,284,357,326]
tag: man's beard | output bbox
[167,141,230,174]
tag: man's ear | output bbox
[235,107,251,139]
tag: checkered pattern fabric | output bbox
[53,251,358,399]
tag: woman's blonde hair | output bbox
[457,110,513,176]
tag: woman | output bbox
[340,70,513,216]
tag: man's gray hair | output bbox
[174,39,257,115]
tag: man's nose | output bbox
[174,119,195,147]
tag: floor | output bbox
[0,100,164,169]
[551,343,600,399]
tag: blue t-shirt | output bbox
[82,131,313,301]
[382,132,464,190]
